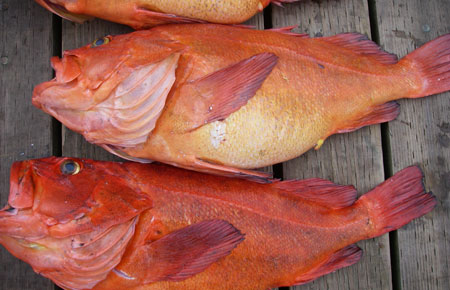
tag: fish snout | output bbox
[32,54,87,115]
[0,161,49,239]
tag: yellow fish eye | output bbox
[91,36,110,48]
[60,160,81,175]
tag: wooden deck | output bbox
[0,0,448,289]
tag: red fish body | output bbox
[34,0,299,28]
[0,157,436,289]
[32,25,450,180]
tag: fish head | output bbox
[0,157,152,289]
[34,0,92,23]
[32,31,182,148]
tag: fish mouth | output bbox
[0,161,48,239]
[36,0,92,24]
[32,54,90,134]
[32,54,82,109]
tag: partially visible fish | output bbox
[0,157,436,289]
[34,0,299,29]
[32,25,450,181]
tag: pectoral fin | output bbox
[172,53,278,132]
[118,220,244,283]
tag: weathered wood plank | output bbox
[375,0,450,289]
[61,19,131,159]
[0,1,55,289]
[272,1,391,289]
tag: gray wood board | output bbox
[272,1,391,289]
[61,19,131,159]
[0,1,55,289]
[375,0,449,289]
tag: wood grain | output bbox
[0,1,55,289]
[375,0,450,289]
[272,1,391,289]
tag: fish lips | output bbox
[32,54,94,133]
[32,54,83,110]
[0,161,48,240]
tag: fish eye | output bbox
[60,160,81,175]
[91,36,110,48]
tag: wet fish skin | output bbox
[34,0,299,28]
[32,25,450,180]
[0,157,436,289]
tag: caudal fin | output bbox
[358,166,436,238]
[402,34,450,98]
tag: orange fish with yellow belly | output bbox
[0,157,436,289]
[34,0,299,28]
[32,24,450,181]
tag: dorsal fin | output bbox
[273,178,357,209]
[171,53,278,132]
[290,245,363,286]
[336,101,400,134]
[320,33,398,64]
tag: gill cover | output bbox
[87,53,181,148]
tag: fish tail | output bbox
[357,166,436,239]
[401,33,450,98]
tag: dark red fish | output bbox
[0,157,435,289]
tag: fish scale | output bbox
[35,0,295,29]
[0,158,435,289]
[32,25,450,179]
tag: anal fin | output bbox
[336,101,400,134]
[291,245,363,286]
[189,156,274,183]
[133,7,204,29]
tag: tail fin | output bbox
[402,33,450,98]
[358,166,436,238]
